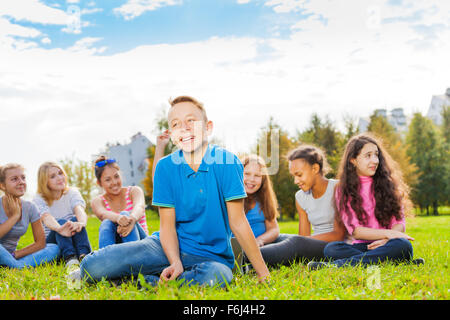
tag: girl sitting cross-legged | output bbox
[257,145,347,267]
[308,133,424,270]
[33,162,92,268]
[91,156,148,249]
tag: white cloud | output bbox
[0,17,41,38]
[67,37,106,54]
[114,0,183,20]
[237,0,252,4]
[0,0,71,25]
[41,37,51,45]
[264,0,306,13]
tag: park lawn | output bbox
[0,212,448,300]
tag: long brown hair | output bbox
[336,133,411,228]
[241,155,279,221]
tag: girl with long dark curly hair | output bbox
[308,133,423,269]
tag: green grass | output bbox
[1,212,448,300]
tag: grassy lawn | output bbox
[0,212,448,300]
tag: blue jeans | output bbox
[324,238,413,267]
[0,243,60,269]
[80,235,233,288]
[98,211,148,249]
[46,216,91,259]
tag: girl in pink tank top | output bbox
[91,157,149,248]
[100,186,149,234]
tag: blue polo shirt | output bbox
[152,144,247,269]
[246,202,266,238]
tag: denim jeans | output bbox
[324,238,413,267]
[98,211,148,249]
[0,243,60,269]
[46,216,91,259]
[80,235,233,288]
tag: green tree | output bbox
[406,113,446,215]
[440,106,450,206]
[60,157,96,211]
[253,117,297,219]
[342,113,360,141]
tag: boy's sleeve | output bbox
[222,155,247,202]
[152,159,175,208]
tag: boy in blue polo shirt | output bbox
[80,96,269,287]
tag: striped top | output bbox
[101,186,148,235]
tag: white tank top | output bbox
[295,179,338,235]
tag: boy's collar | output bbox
[178,144,213,177]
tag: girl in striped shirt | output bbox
[91,156,148,249]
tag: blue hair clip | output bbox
[95,158,116,168]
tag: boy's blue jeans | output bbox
[98,211,147,249]
[80,235,233,288]
[0,243,60,269]
[46,216,91,259]
[324,238,413,267]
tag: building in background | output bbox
[427,88,450,126]
[105,132,152,187]
[358,107,408,133]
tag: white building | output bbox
[106,132,152,187]
[358,108,408,133]
[427,88,450,126]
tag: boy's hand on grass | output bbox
[257,271,271,285]
[160,260,184,282]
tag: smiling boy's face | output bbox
[168,101,213,154]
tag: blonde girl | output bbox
[33,162,91,267]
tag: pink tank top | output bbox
[101,186,149,235]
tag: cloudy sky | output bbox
[1,0,449,196]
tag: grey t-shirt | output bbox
[33,188,86,237]
[0,198,41,254]
[295,179,338,235]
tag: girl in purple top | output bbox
[308,133,423,269]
